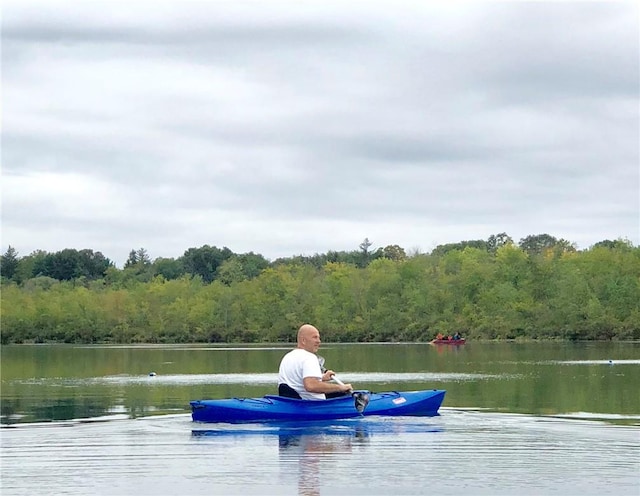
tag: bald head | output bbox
[297,324,321,353]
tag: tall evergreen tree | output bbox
[0,246,19,280]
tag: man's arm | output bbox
[303,376,352,394]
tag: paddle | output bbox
[317,356,369,413]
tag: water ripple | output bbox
[2,411,637,496]
[10,371,507,387]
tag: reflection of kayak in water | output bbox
[430,339,466,345]
[191,389,446,423]
[191,416,444,437]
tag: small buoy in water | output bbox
[149,372,157,376]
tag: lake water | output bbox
[1,342,639,495]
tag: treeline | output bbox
[1,234,638,344]
[0,239,391,286]
[0,234,584,285]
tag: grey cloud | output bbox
[2,1,638,263]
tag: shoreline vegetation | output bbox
[1,235,638,344]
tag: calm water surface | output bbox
[1,342,639,495]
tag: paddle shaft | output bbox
[318,356,349,390]
[317,355,369,413]
[330,374,348,389]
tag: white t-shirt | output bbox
[278,348,325,400]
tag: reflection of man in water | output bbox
[278,324,353,400]
[279,433,355,496]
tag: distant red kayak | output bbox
[430,338,466,345]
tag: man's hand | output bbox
[322,370,352,392]
[322,369,336,381]
[336,382,353,393]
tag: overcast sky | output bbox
[2,1,639,266]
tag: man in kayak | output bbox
[278,324,353,400]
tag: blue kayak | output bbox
[191,389,446,423]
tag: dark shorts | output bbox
[278,383,302,399]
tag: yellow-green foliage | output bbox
[2,245,639,343]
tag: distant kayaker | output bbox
[278,324,353,400]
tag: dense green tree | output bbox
[152,257,185,280]
[124,249,138,268]
[217,258,246,285]
[32,249,79,280]
[1,246,19,280]
[50,249,83,280]
[592,239,633,250]
[76,249,113,279]
[519,234,559,256]
[13,250,48,283]
[365,258,406,340]
[125,248,151,268]
[315,262,368,339]
[180,245,233,283]
[122,248,155,282]
[273,253,328,269]
[431,239,488,256]
[21,248,112,281]
[248,265,298,340]
[382,244,407,261]
[235,252,270,278]
[273,248,375,268]
[326,250,340,263]
[487,233,513,253]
